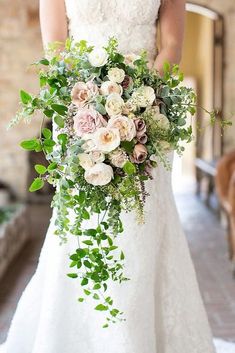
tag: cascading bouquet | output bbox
[9,37,225,327]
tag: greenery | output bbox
[8,37,231,327]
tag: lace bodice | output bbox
[65,0,161,62]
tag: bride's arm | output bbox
[39,0,68,48]
[154,0,186,74]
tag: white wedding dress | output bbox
[1,1,235,352]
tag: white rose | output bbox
[105,93,124,116]
[108,68,125,83]
[88,48,108,67]
[78,153,94,170]
[109,148,128,168]
[100,81,123,96]
[93,127,120,152]
[89,150,105,163]
[84,163,113,186]
[122,99,137,115]
[148,106,170,130]
[124,53,141,68]
[132,86,156,108]
[107,115,136,141]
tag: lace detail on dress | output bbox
[64,0,161,62]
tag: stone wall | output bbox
[0,1,42,199]
[0,1,235,197]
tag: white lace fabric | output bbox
[65,0,160,63]
[1,0,233,352]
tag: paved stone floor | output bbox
[0,192,235,344]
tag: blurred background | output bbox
[0,0,235,344]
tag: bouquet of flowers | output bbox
[9,37,224,327]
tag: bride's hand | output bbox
[153,0,186,75]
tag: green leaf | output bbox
[40,76,47,87]
[93,283,101,290]
[69,261,77,268]
[82,240,93,246]
[77,248,87,258]
[95,103,106,115]
[20,139,38,151]
[57,133,68,145]
[78,297,84,302]
[95,304,108,311]
[29,178,44,192]
[43,139,56,147]
[123,161,136,175]
[70,254,79,261]
[39,58,49,66]
[163,61,171,74]
[84,289,91,296]
[20,90,32,104]
[85,228,96,237]
[51,104,68,116]
[84,260,92,269]
[120,251,125,260]
[93,293,100,300]
[43,109,54,118]
[81,277,88,286]
[54,115,65,128]
[34,164,47,175]
[82,209,90,220]
[42,128,52,139]
[121,140,135,153]
[67,273,78,279]
[76,190,86,204]
[110,309,119,317]
[47,162,57,171]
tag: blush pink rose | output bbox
[71,81,99,107]
[73,107,107,137]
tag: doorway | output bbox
[172,3,224,200]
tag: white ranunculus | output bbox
[105,93,124,117]
[148,106,170,130]
[107,67,125,83]
[109,148,128,168]
[100,81,123,96]
[84,163,113,186]
[132,86,156,108]
[89,150,105,163]
[78,153,94,170]
[88,48,108,67]
[107,115,136,141]
[93,127,120,153]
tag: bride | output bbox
[1,0,235,352]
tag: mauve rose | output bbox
[121,75,133,90]
[71,81,98,107]
[137,134,148,144]
[131,143,148,164]
[144,160,153,178]
[134,118,146,135]
[73,107,107,137]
